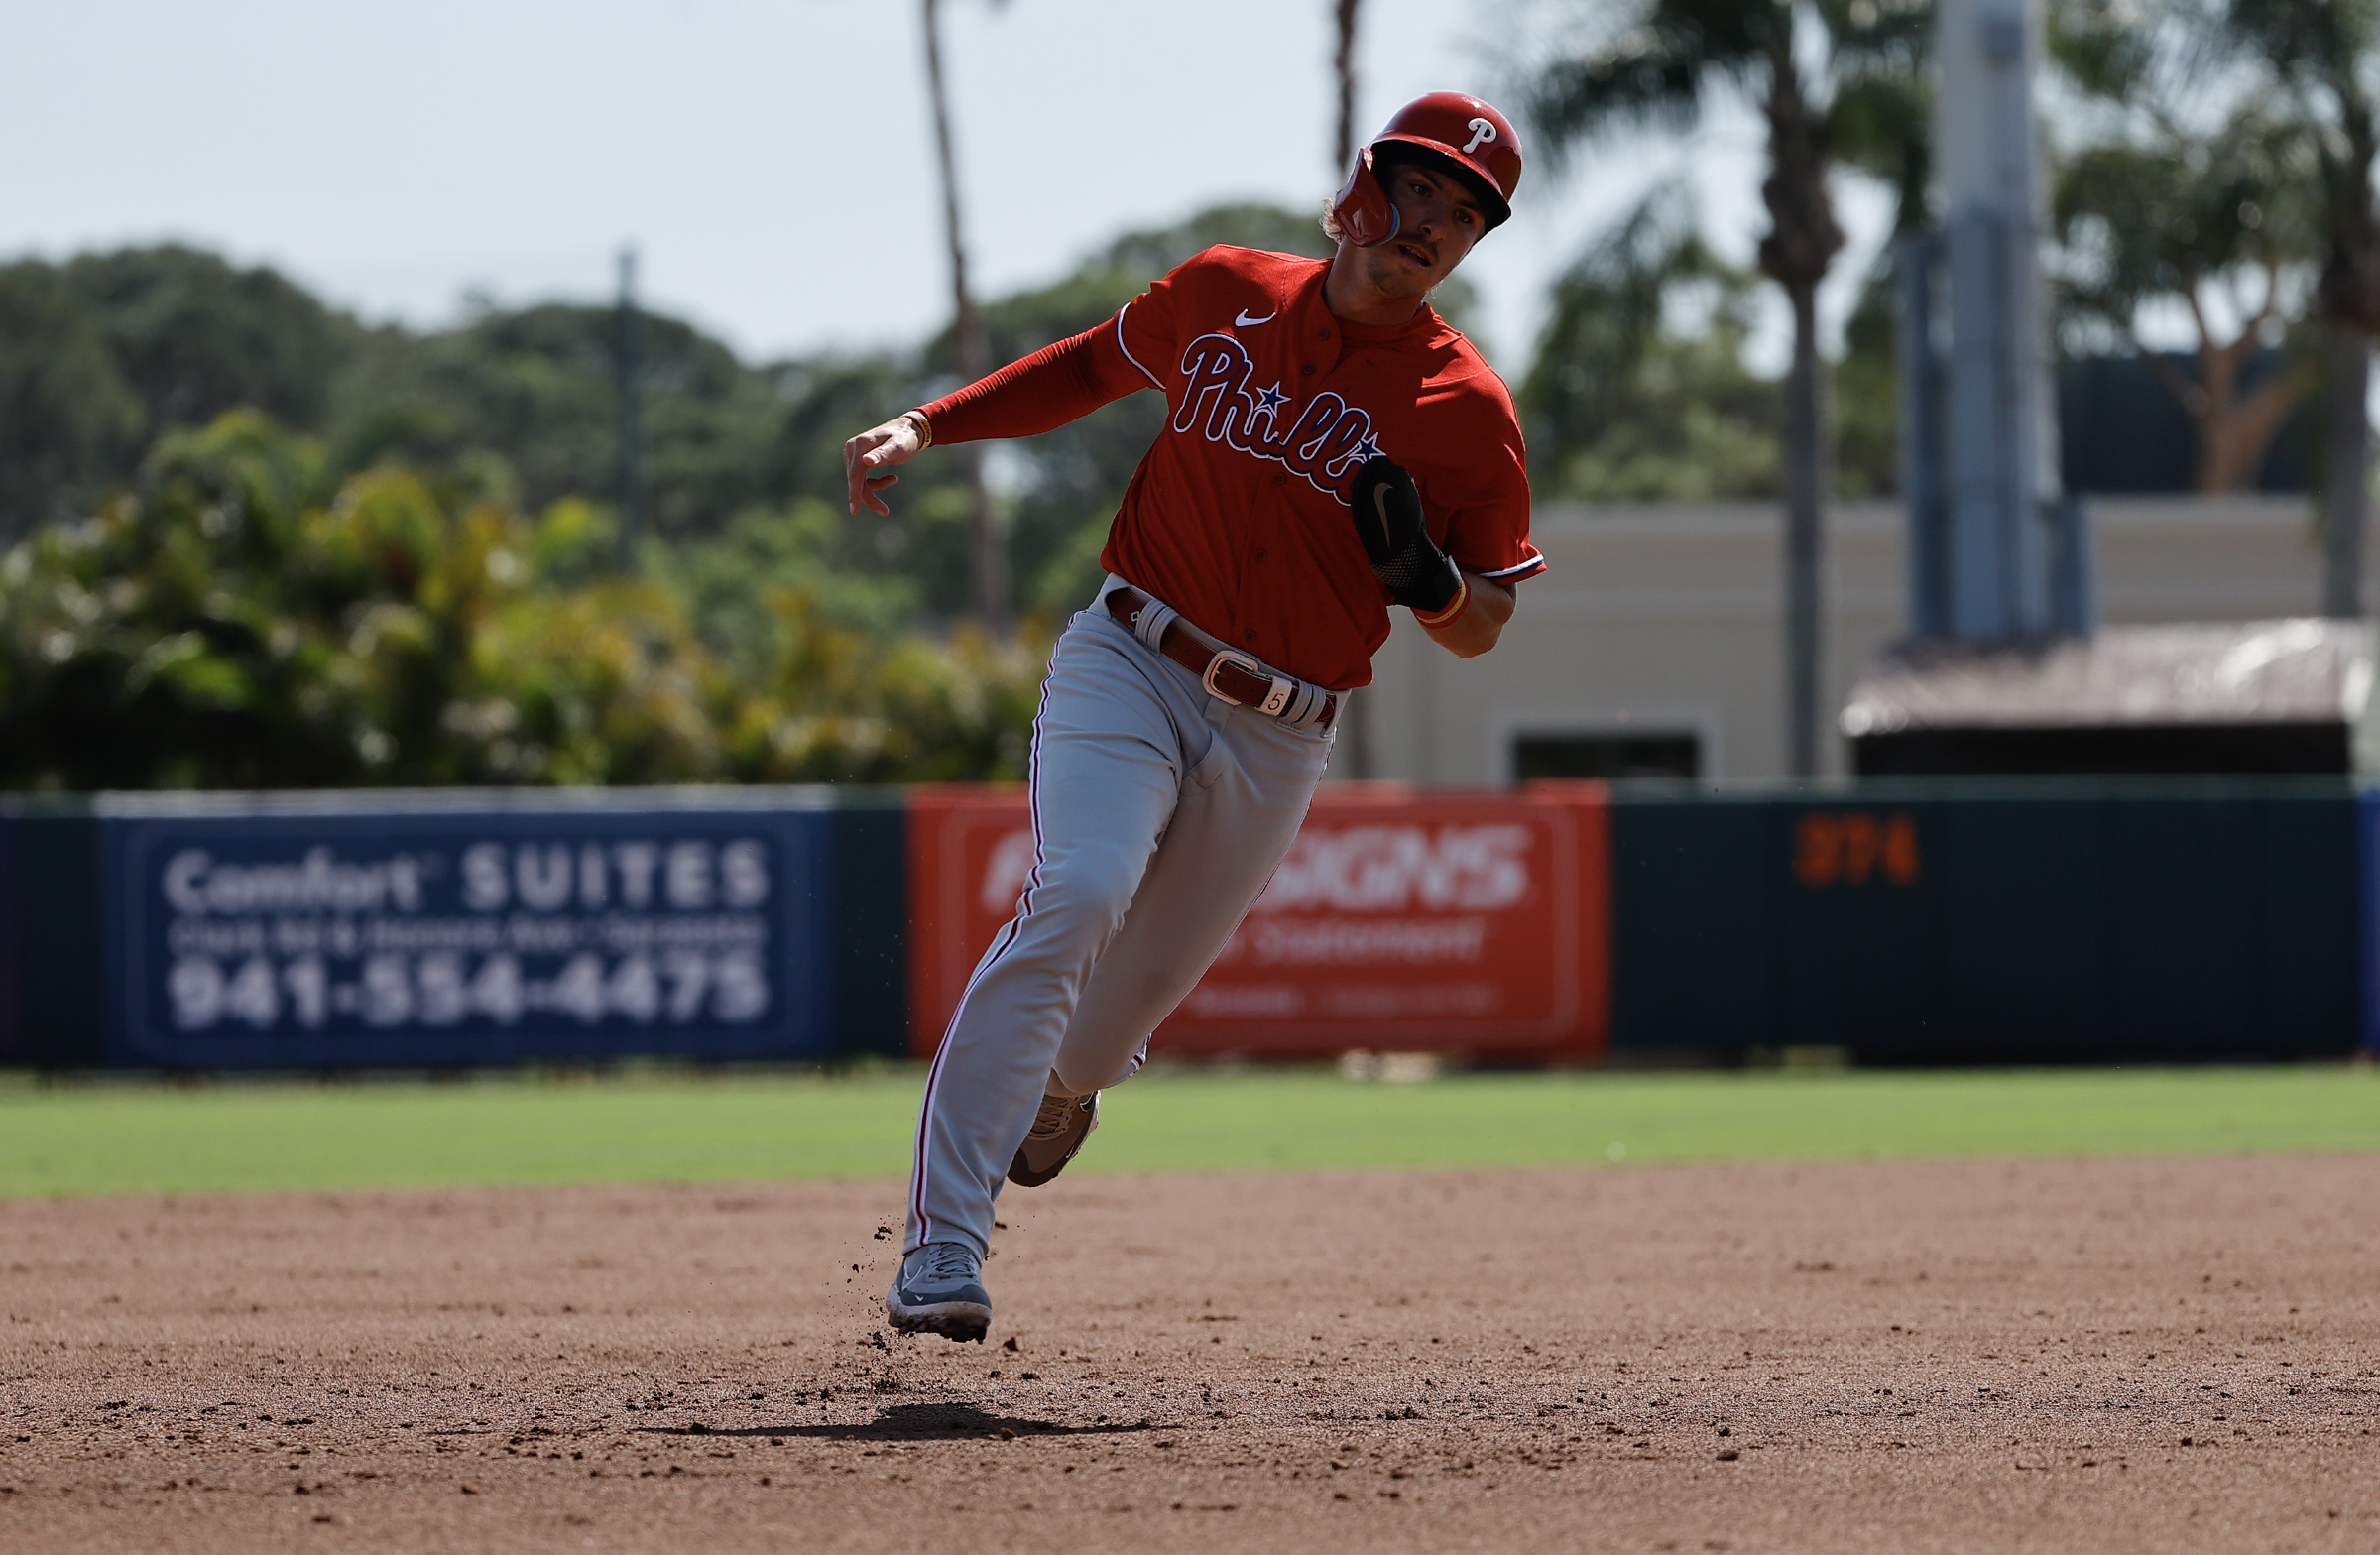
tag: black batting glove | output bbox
[1350,455,1465,620]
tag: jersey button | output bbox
[1301,364,1315,376]
[1244,629,1258,643]
[1317,328,1331,339]
[1253,548,1268,561]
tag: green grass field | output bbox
[0,1062,2375,1199]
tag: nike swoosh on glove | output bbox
[1349,455,1465,619]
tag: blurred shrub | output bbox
[1520,190,1784,503]
[1,204,1339,627]
[0,414,1044,790]
[727,595,1043,783]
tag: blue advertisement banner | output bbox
[99,791,836,1068]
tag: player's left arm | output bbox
[1422,400,1538,657]
[1348,452,1535,658]
[1419,569,1514,658]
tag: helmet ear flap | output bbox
[1331,148,1399,248]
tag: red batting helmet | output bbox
[1332,92,1523,248]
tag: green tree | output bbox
[330,301,785,543]
[0,246,348,539]
[1520,189,1783,501]
[2226,0,2380,614]
[651,498,924,684]
[1832,270,1907,500]
[1524,0,1930,777]
[725,593,1044,783]
[2052,0,2319,493]
[4,206,1400,642]
[1819,47,1934,504]
[754,352,983,622]
[0,412,729,790]
[0,262,143,538]
[60,245,354,446]
[0,412,1051,791]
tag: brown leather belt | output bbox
[1105,587,1337,726]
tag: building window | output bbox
[1512,731,1701,780]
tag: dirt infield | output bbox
[2,1155,2376,1554]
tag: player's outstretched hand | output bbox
[1349,455,1464,619]
[845,413,930,517]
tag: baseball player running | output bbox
[845,93,1545,1343]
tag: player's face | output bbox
[1364,164,1485,299]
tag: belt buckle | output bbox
[1204,651,1296,717]
[1200,647,1265,706]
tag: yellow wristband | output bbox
[906,410,934,448]
[1412,574,1470,629]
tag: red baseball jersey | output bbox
[921,244,1542,690]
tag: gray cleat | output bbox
[1008,1090,1100,1187]
[885,1241,992,1343]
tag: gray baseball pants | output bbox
[902,578,1337,1257]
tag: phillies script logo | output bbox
[1171,332,1381,503]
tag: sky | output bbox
[2,0,1897,378]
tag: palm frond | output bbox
[1522,0,1778,165]
[1815,0,1933,72]
[1828,75,1933,232]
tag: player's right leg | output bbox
[892,608,1216,1336]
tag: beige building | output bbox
[1343,496,2357,784]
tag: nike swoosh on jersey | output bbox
[1233,308,1275,326]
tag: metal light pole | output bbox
[1902,0,2088,643]
[614,245,643,572]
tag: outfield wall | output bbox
[0,781,2368,1068]
[904,783,1610,1063]
[0,790,902,1071]
[1612,782,2360,1063]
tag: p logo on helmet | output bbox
[1331,91,1524,249]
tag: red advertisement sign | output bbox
[906,781,1609,1060]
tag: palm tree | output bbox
[2226,0,2380,617]
[1525,2,1928,778]
[1334,0,1364,168]
[920,0,1009,631]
